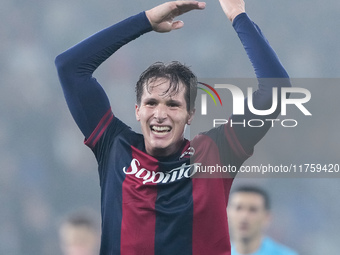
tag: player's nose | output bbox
[153,104,168,121]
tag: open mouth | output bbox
[150,125,172,134]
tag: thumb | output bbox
[172,20,184,30]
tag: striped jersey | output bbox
[55,9,290,255]
[86,111,250,255]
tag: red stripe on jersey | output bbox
[120,146,159,255]
[191,135,231,255]
[192,178,231,255]
[84,108,114,148]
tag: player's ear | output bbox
[135,104,141,121]
[187,108,195,125]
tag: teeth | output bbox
[152,126,171,132]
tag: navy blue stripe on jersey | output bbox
[94,117,134,254]
[85,108,113,148]
[155,161,193,255]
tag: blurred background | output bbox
[0,0,339,254]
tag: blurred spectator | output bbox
[59,210,100,255]
[228,186,298,255]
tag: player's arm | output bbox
[219,0,291,155]
[55,12,152,139]
[55,1,205,140]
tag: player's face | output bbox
[227,192,270,242]
[135,78,194,157]
[60,225,99,255]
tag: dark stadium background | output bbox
[0,0,339,254]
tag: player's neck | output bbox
[234,235,263,255]
[145,138,187,158]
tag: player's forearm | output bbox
[230,13,291,153]
[55,12,152,81]
[233,13,289,79]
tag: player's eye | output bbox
[168,103,178,107]
[145,100,157,106]
[167,100,180,108]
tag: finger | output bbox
[196,2,206,9]
[172,20,184,30]
[175,1,206,11]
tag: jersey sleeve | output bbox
[230,13,291,155]
[191,124,250,179]
[55,12,152,139]
[90,116,131,164]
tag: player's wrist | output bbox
[229,10,245,22]
[145,9,155,30]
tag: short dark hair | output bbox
[231,186,271,210]
[135,61,198,111]
[63,211,99,232]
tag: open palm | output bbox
[146,1,206,33]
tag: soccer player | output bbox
[228,186,298,255]
[55,0,290,254]
[59,211,100,255]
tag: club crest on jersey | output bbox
[123,158,201,185]
[179,147,195,159]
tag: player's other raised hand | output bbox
[218,0,245,22]
[145,1,206,33]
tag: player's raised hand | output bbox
[145,1,206,33]
[218,0,245,22]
